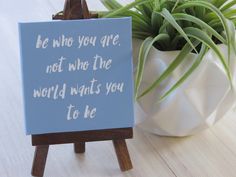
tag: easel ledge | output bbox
[32,128,133,146]
[31,0,133,177]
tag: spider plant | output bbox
[98,0,236,100]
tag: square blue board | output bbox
[19,17,134,135]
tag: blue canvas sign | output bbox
[19,17,134,135]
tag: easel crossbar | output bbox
[32,128,133,146]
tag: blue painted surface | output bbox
[19,17,134,135]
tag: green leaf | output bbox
[161,45,208,100]
[151,11,163,32]
[98,0,236,99]
[159,8,198,53]
[138,2,153,18]
[103,0,151,18]
[171,0,180,12]
[100,0,122,10]
[183,27,232,83]
[175,1,234,75]
[195,6,205,19]
[212,0,226,8]
[138,40,200,99]
[225,19,236,56]
[135,34,169,99]
[124,11,151,30]
[220,0,236,11]
[133,31,152,39]
[170,35,183,49]
[154,0,161,11]
[173,13,226,44]
[223,9,236,19]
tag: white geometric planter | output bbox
[133,39,236,137]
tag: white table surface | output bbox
[1,1,236,177]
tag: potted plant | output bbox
[98,0,236,136]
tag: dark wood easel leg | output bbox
[74,142,85,153]
[113,139,133,171]
[31,145,49,177]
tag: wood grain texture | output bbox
[74,142,86,153]
[113,139,133,171]
[31,145,49,177]
[1,0,236,177]
[31,128,133,146]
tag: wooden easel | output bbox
[31,0,133,176]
